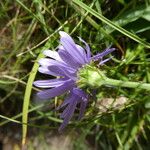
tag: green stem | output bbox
[105,78,150,90]
[79,65,150,90]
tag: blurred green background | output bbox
[0,0,150,149]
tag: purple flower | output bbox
[34,31,115,131]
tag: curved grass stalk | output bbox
[72,0,150,48]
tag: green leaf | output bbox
[113,6,150,30]
[124,18,150,33]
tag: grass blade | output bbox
[21,26,65,145]
[22,52,43,145]
[72,0,150,48]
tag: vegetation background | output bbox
[0,0,150,149]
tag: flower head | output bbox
[34,31,115,131]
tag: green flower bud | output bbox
[77,64,107,88]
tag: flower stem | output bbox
[104,78,150,90]
[79,65,150,90]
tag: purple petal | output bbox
[61,97,77,119]
[60,103,72,119]
[78,99,88,120]
[59,96,78,132]
[43,50,63,62]
[92,48,115,61]
[99,57,113,65]
[56,96,71,110]
[38,66,65,77]
[38,66,60,76]
[58,49,81,69]
[38,58,75,72]
[78,37,91,61]
[33,78,68,88]
[37,80,75,99]
[48,65,76,80]
[72,88,88,99]
[72,88,88,120]
[76,45,88,63]
[59,31,85,64]
[57,45,66,52]
[57,88,89,131]
[56,90,76,110]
